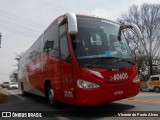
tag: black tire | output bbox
[47,84,58,107]
[21,83,27,96]
[154,87,160,93]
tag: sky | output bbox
[0,0,160,83]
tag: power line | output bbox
[0,10,46,38]
[0,23,41,36]
[0,27,39,38]
[0,72,9,76]
[0,10,45,29]
[0,23,40,35]
[0,20,42,33]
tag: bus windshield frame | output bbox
[71,16,134,68]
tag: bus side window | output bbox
[59,24,71,63]
[43,21,59,57]
[43,40,54,55]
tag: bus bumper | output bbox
[75,82,140,106]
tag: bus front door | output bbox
[59,24,75,105]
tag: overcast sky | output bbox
[0,0,159,83]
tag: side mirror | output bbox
[120,23,143,39]
[58,13,78,34]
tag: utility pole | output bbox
[0,33,2,48]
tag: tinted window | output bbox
[73,16,132,59]
[59,24,71,62]
[71,16,134,69]
[11,82,17,85]
[4,82,9,84]
[59,24,66,35]
[43,21,59,57]
[151,77,159,81]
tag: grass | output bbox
[0,91,7,104]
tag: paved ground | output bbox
[0,88,160,120]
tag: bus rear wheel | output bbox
[47,84,58,107]
[154,87,160,93]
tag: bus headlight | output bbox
[132,75,140,83]
[77,79,100,89]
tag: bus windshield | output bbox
[72,16,133,68]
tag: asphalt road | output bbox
[0,88,160,120]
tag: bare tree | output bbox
[9,52,24,82]
[9,70,18,82]
[118,3,160,75]
[14,52,24,63]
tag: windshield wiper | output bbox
[85,57,119,68]
[82,57,135,68]
[113,59,135,65]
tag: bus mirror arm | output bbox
[120,23,143,39]
[58,13,78,35]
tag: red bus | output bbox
[18,13,142,106]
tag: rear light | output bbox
[132,75,140,83]
[77,79,100,89]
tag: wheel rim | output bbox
[48,88,54,105]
